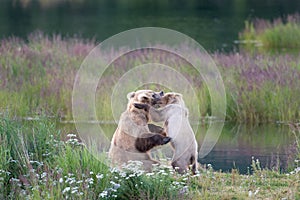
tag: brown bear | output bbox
[134,103,168,152]
[108,90,171,171]
[134,92,198,174]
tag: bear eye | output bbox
[141,96,151,103]
[142,96,149,101]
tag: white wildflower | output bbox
[173,181,180,185]
[71,189,77,194]
[62,187,71,194]
[248,190,253,197]
[67,134,77,138]
[96,173,103,179]
[87,178,94,185]
[99,190,108,198]
[129,174,135,178]
[179,186,189,194]
[114,183,120,189]
[11,178,20,182]
[146,172,154,176]
[41,172,47,179]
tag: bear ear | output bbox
[127,92,135,100]
[175,93,182,97]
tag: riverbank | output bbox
[0,118,299,199]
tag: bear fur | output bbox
[108,90,171,171]
[135,92,198,174]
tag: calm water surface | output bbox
[61,122,296,174]
[197,123,295,173]
[1,0,300,51]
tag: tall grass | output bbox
[0,117,299,199]
[214,53,300,123]
[239,13,300,51]
[1,31,300,124]
[0,118,192,199]
[289,123,300,169]
[0,32,94,118]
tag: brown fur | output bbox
[148,123,167,137]
[108,90,171,171]
[135,133,171,152]
[133,103,169,152]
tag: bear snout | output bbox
[152,91,163,101]
[162,136,171,144]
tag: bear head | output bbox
[126,90,163,123]
[127,90,163,108]
[158,92,184,106]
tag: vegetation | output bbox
[1,32,300,124]
[0,118,299,199]
[1,14,300,199]
[239,13,300,51]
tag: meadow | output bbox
[0,14,300,199]
[1,31,300,124]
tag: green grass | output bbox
[1,32,300,124]
[239,14,300,51]
[0,118,299,199]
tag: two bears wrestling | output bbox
[108,90,198,174]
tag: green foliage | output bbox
[261,23,300,49]
[0,118,299,199]
[239,14,300,51]
[1,32,300,124]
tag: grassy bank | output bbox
[0,118,299,199]
[239,13,300,51]
[1,31,300,124]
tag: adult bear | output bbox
[134,92,198,174]
[108,90,171,171]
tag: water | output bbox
[1,0,300,51]
[197,123,296,174]
[61,121,296,174]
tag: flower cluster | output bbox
[99,161,195,199]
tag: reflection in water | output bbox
[1,0,300,51]
[61,122,296,174]
[197,123,296,174]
